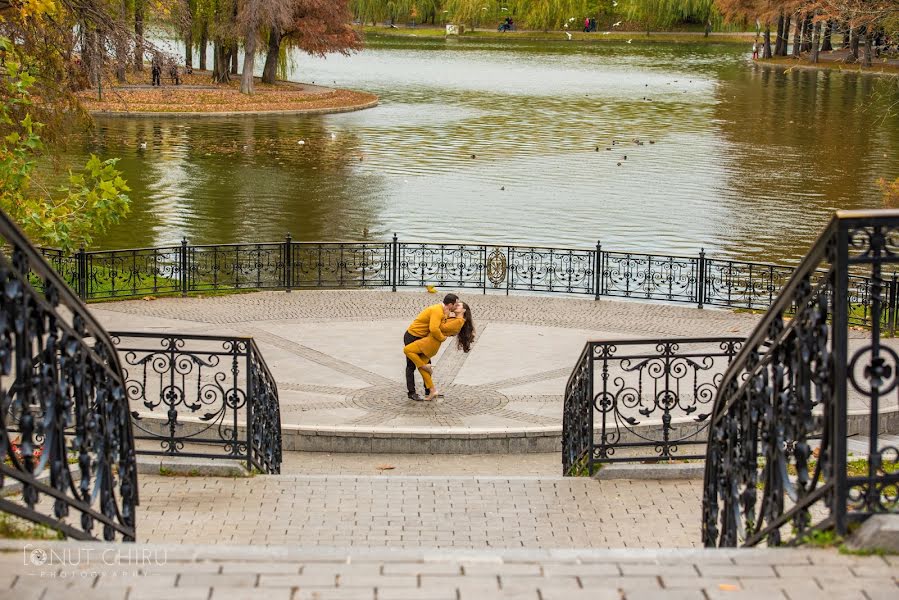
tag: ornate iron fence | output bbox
[562,338,743,476]
[36,237,899,331]
[111,332,282,474]
[702,210,899,548]
[1,211,138,541]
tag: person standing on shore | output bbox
[752,42,759,60]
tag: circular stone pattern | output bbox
[347,383,508,417]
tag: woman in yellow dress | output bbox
[403,302,475,401]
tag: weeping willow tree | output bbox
[353,0,727,31]
[619,0,721,33]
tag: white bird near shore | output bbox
[565,32,572,40]
[613,21,622,27]
[612,1,618,5]
[627,39,632,44]
[603,31,610,35]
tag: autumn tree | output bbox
[261,0,362,85]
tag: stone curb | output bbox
[846,515,899,553]
[135,456,251,477]
[88,97,379,118]
[595,462,705,480]
[0,539,857,562]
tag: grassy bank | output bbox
[361,25,756,44]
[757,54,899,76]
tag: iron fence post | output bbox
[246,345,254,473]
[77,245,87,299]
[890,273,897,337]
[698,248,706,309]
[594,241,601,301]
[284,233,292,292]
[180,238,188,297]
[587,344,595,475]
[391,233,398,292]
[832,223,850,536]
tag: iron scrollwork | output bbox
[112,332,281,474]
[1,210,137,541]
[703,212,899,548]
[562,337,742,476]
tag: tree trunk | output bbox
[821,20,833,52]
[842,23,851,48]
[774,13,785,56]
[114,0,127,83]
[704,19,711,38]
[810,20,820,63]
[262,28,281,84]
[792,14,802,57]
[231,44,239,74]
[184,8,193,70]
[780,15,791,55]
[862,26,872,67]
[849,27,860,62]
[212,41,230,83]
[801,14,813,52]
[199,23,208,71]
[134,0,144,71]
[240,34,256,95]
[762,25,772,59]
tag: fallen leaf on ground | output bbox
[376,464,395,471]
[717,583,739,591]
[142,296,156,301]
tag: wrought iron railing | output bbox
[562,338,743,476]
[1,211,138,541]
[36,237,899,331]
[702,210,899,548]
[111,332,282,474]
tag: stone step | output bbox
[2,541,895,600]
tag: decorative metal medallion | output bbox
[486,249,507,286]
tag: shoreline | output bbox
[756,54,899,76]
[361,26,758,44]
[78,74,380,116]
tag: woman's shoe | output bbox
[425,389,439,401]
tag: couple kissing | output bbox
[402,294,475,401]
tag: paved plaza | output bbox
[88,289,772,433]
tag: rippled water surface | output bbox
[69,38,899,261]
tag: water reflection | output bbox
[62,38,897,262]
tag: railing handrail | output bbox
[5,215,125,379]
[714,216,840,402]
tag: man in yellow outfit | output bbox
[404,293,458,401]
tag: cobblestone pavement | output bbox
[136,470,700,548]
[3,541,896,600]
[90,289,780,432]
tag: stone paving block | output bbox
[381,563,462,576]
[863,588,899,600]
[209,589,296,600]
[295,589,375,600]
[621,592,705,600]
[462,563,542,576]
[499,575,582,593]
[337,574,417,588]
[540,591,620,600]
[259,574,337,587]
[220,562,302,574]
[129,586,212,600]
[703,591,788,600]
[541,563,620,576]
[698,564,776,578]
[377,588,458,600]
[178,572,258,587]
[579,576,662,590]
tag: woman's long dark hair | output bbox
[456,302,475,353]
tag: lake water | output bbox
[69,37,899,262]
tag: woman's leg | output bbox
[404,343,429,369]
[418,366,434,391]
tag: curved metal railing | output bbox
[0,210,138,541]
[36,237,898,332]
[702,210,899,547]
[111,332,282,474]
[563,337,743,476]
